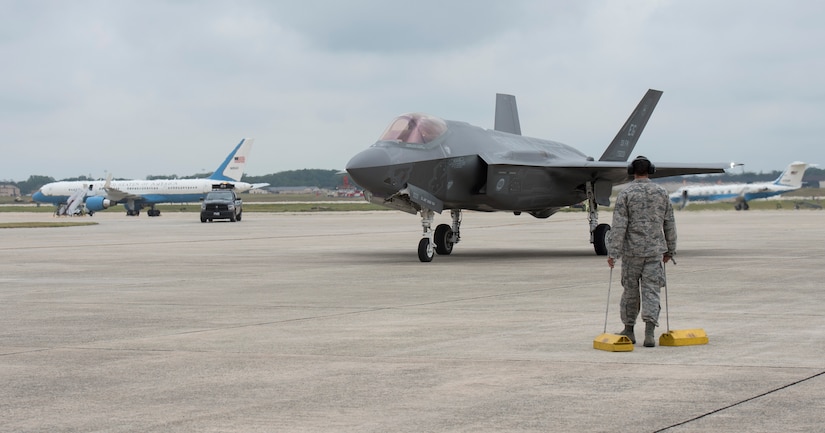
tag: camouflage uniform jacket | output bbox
[607,178,676,259]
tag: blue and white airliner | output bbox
[32,138,268,216]
[669,161,811,210]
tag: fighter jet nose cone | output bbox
[346,147,392,194]
[346,146,390,171]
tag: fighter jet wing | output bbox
[481,152,728,185]
[480,155,728,206]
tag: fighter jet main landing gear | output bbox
[418,208,462,262]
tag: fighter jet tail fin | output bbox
[494,93,522,135]
[598,89,663,161]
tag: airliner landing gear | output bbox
[587,182,610,256]
[147,206,161,217]
[418,208,463,262]
[125,201,141,216]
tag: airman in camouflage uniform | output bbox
[607,156,676,347]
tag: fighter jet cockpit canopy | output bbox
[378,113,447,145]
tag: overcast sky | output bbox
[2,0,823,182]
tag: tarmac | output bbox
[1,209,823,432]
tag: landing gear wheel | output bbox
[418,238,434,262]
[593,223,611,256]
[434,224,454,255]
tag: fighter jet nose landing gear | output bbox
[418,209,462,262]
[418,238,435,262]
[587,181,611,256]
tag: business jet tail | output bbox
[773,161,809,188]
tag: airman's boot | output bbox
[644,322,656,347]
[617,325,635,344]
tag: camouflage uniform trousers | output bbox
[619,255,665,327]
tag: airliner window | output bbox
[379,113,447,144]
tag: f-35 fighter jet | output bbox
[346,89,726,262]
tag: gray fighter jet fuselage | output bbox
[346,90,727,262]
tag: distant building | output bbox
[0,184,21,197]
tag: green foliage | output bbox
[244,169,344,188]
[11,165,821,196]
[0,221,99,228]
[15,175,56,195]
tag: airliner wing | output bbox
[102,175,143,202]
[102,184,142,202]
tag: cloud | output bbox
[1,0,823,182]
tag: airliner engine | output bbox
[85,196,113,211]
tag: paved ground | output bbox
[1,209,823,432]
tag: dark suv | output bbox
[200,183,242,222]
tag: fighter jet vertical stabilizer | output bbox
[494,93,521,135]
[599,89,663,162]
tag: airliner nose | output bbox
[345,147,392,193]
[32,190,45,202]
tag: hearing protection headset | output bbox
[627,155,656,175]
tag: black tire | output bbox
[434,224,454,255]
[229,212,237,222]
[593,223,611,256]
[237,211,242,221]
[418,238,434,262]
[200,216,207,223]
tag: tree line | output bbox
[6,166,825,196]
